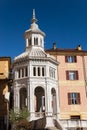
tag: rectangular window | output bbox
[33,67,36,76]
[33,66,45,77]
[68,93,81,105]
[49,67,55,79]
[22,68,24,77]
[25,67,28,77]
[38,67,40,76]
[18,69,21,78]
[42,67,45,76]
[65,56,77,63]
[71,116,80,120]
[66,71,78,80]
[0,73,4,75]
[28,38,31,46]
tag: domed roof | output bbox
[25,23,45,36]
[29,47,47,57]
[14,47,47,61]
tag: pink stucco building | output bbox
[46,44,87,129]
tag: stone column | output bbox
[29,85,35,120]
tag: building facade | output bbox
[46,44,87,130]
[12,10,61,128]
[12,10,87,130]
[0,57,11,130]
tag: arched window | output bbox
[35,87,45,112]
[20,88,27,109]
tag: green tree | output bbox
[9,108,30,130]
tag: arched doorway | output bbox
[20,88,27,109]
[51,88,57,114]
[35,87,45,112]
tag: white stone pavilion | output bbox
[13,9,61,128]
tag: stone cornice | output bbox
[13,56,58,66]
[46,49,87,56]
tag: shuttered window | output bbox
[65,56,77,63]
[66,71,79,80]
[68,93,81,105]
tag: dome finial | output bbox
[33,9,35,19]
[31,9,37,23]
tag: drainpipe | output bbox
[82,54,87,97]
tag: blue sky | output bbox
[0,0,87,60]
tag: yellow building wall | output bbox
[0,60,10,79]
[0,57,11,116]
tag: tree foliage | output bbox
[9,108,29,124]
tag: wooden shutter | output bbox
[68,93,71,105]
[77,93,81,104]
[65,56,68,62]
[76,71,79,80]
[66,71,69,80]
[74,56,77,62]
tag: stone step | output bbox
[46,126,60,130]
